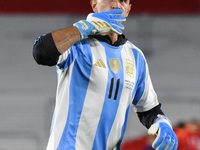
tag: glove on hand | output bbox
[148,115,178,150]
[73,9,126,40]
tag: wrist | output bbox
[73,20,95,40]
[155,114,172,128]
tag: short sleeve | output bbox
[133,57,159,112]
[57,38,92,70]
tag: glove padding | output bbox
[148,115,178,150]
[73,9,126,40]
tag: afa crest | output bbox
[126,59,134,77]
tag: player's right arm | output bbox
[33,9,125,66]
[133,52,178,150]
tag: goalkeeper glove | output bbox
[148,115,178,150]
[73,9,126,40]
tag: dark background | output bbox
[0,0,200,14]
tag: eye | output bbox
[120,0,126,2]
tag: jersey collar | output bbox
[89,34,127,47]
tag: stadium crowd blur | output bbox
[121,120,200,150]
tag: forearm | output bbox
[52,26,81,54]
[52,9,126,54]
[137,103,164,129]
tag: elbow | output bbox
[32,42,46,65]
[32,42,59,66]
[32,34,60,66]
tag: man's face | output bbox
[91,0,132,17]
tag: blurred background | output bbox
[0,0,200,149]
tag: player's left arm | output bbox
[134,54,178,150]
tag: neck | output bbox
[101,32,118,45]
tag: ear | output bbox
[90,0,98,12]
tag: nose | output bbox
[111,0,120,9]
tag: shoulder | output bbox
[125,40,146,61]
[58,38,93,66]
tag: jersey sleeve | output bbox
[56,38,92,70]
[132,54,159,113]
[56,43,79,70]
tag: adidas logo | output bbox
[94,59,106,68]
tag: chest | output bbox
[89,43,137,100]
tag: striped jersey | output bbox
[46,36,159,150]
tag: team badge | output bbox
[126,59,134,77]
[110,59,120,74]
